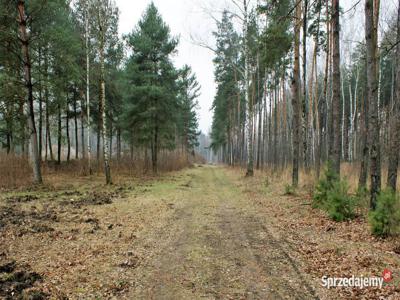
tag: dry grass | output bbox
[224,167,400,299]
[0,154,33,188]
[257,162,400,194]
[0,151,205,190]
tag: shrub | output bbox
[312,163,338,208]
[369,189,400,237]
[355,185,369,211]
[284,184,296,196]
[313,163,356,222]
[355,186,369,201]
[326,180,356,221]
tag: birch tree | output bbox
[85,0,92,174]
[92,0,119,184]
[243,0,254,176]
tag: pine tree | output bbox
[210,11,242,164]
[122,3,179,173]
[329,0,342,180]
[17,0,42,183]
[177,65,201,159]
[291,0,302,187]
[365,0,381,209]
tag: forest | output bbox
[0,0,201,186]
[210,0,400,233]
[0,0,400,299]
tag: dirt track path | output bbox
[127,166,318,299]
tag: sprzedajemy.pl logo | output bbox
[321,269,393,289]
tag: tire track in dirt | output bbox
[211,168,319,299]
[126,166,319,299]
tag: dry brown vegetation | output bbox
[0,163,399,299]
[261,162,400,194]
[0,152,205,190]
[0,154,33,189]
[226,166,400,299]
[0,166,197,299]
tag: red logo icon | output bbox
[383,269,393,283]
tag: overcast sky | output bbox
[115,0,398,134]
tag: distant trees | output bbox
[177,65,201,159]
[0,2,200,183]
[209,0,399,205]
[210,11,242,165]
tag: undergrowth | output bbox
[369,189,400,237]
[313,163,356,222]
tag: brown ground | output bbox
[0,165,399,299]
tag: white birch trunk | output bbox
[85,3,92,174]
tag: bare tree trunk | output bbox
[66,102,70,162]
[317,0,330,179]
[81,100,85,159]
[57,102,62,165]
[282,74,288,168]
[109,122,113,159]
[100,42,111,184]
[117,127,121,162]
[330,0,342,178]
[244,0,253,176]
[17,0,42,183]
[86,4,92,174]
[74,93,79,159]
[273,77,278,171]
[302,0,309,172]
[343,70,350,162]
[38,45,43,162]
[262,74,268,169]
[291,1,301,187]
[365,0,381,209]
[268,90,272,166]
[45,90,53,162]
[152,126,159,173]
[359,87,369,188]
[97,122,101,162]
[44,46,53,161]
[256,56,262,169]
[387,0,400,192]
[309,4,320,172]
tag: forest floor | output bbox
[0,165,399,299]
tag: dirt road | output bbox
[3,165,399,299]
[1,165,323,299]
[125,166,318,299]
